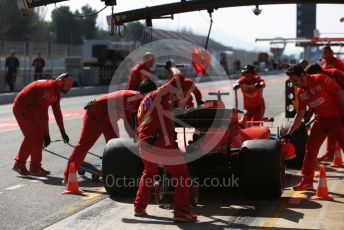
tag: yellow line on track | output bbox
[63,187,106,215]
[262,188,307,228]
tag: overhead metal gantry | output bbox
[18,0,116,8]
[109,0,344,25]
[18,0,344,22]
[256,37,344,47]
[22,0,68,8]
[17,1,344,19]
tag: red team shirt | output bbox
[137,75,184,142]
[90,90,141,120]
[89,90,141,132]
[237,75,265,107]
[127,63,151,91]
[321,56,344,72]
[297,74,341,119]
[13,79,64,134]
[323,68,344,89]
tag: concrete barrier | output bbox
[0,82,127,105]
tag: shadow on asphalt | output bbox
[82,188,107,195]
[121,216,315,230]
[78,179,104,188]
[18,174,104,188]
[106,160,333,228]
[18,175,65,186]
[111,185,323,228]
[113,173,325,229]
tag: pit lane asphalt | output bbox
[2,74,343,230]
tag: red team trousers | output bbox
[302,117,344,184]
[13,106,45,169]
[245,102,265,122]
[63,109,118,179]
[134,139,191,215]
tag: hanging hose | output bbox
[109,6,115,35]
[108,6,127,38]
[205,9,214,50]
[115,24,127,38]
[146,18,153,43]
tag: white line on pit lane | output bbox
[28,177,49,182]
[1,178,48,193]
[5,184,26,190]
[64,113,82,117]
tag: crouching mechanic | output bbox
[12,73,73,176]
[134,67,197,222]
[284,64,344,191]
[233,65,265,122]
[63,80,157,183]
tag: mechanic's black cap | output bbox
[241,65,255,74]
[139,79,157,94]
[305,63,323,75]
[286,64,305,77]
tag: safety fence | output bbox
[0,41,83,93]
[0,40,246,94]
[0,40,83,71]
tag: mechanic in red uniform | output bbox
[63,80,157,183]
[320,46,344,161]
[233,65,265,122]
[134,67,197,222]
[305,63,344,161]
[284,64,344,191]
[321,46,344,72]
[12,73,73,176]
[127,52,155,91]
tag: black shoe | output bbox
[12,164,30,176]
[30,167,50,176]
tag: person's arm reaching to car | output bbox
[191,83,203,106]
[285,109,305,139]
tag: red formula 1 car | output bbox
[102,90,287,200]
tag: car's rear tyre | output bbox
[239,140,284,198]
[280,121,308,169]
[102,138,143,197]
